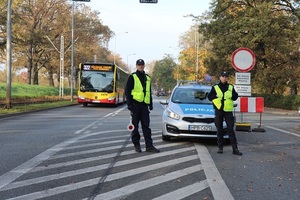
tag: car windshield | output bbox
[171,88,211,104]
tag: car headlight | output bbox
[166,109,180,120]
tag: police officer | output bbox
[208,71,242,155]
[125,59,160,153]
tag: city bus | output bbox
[77,63,130,106]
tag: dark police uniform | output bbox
[208,71,242,155]
[125,59,159,153]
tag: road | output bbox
[0,99,299,200]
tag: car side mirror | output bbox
[160,99,168,107]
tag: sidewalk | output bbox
[264,107,299,116]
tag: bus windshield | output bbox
[80,71,114,92]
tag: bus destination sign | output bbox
[83,65,113,71]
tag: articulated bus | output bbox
[77,63,130,106]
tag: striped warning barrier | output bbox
[235,97,264,113]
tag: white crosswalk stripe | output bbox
[0,129,232,200]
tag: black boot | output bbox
[232,148,242,155]
[217,139,224,154]
[217,148,223,154]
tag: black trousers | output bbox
[214,109,238,149]
[131,103,153,148]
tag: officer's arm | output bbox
[207,86,217,101]
[125,75,134,107]
[232,86,239,101]
[149,84,153,110]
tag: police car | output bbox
[161,81,228,141]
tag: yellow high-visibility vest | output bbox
[131,74,151,104]
[212,85,234,111]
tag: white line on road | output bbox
[152,180,209,200]
[265,125,300,137]
[1,147,195,191]
[93,166,201,200]
[195,144,234,200]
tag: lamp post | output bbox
[127,53,135,72]
[113,32,128,64]
[71,0,90,102]
[5,0,12,109]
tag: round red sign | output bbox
[231,48,256,72]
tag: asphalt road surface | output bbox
[0,99,299,200]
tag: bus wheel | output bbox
[83,103,88,107]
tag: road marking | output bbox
[30,143,191,172]
[265,125,300,137]
[93,166,201,200]
[0,134,86,190]
[0,129,123,190]
[195,144,234,200]
[152,180,209,200]
[1,108,228,200]
[1,147,195,191]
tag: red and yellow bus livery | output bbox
[77,63,130,106]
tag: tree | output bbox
[0,0,114,87]
[199,0,300,94]
[178,24,212,81]
[151,55,177,94]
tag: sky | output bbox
[85,0,212,71]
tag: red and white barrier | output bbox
[235,97,264,113]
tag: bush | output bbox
[257,93,299,110]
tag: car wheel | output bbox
[162,135,171,141]
[83,103,88,107]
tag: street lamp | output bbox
[113,32,128,64]
[127,53,136,72]
[71,0,90,102]
[5,0,12,109]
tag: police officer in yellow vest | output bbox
[208,71,242,155]
[125,59,160,153]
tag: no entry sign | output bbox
[231,48,256,72]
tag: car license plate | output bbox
[189,125,212,131]
[93,100,100,103]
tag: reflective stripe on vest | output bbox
[131,74,151,104]
[212,85,234,111]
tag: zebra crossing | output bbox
[0,123,233,200]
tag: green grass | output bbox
[0,101,76,115]
[0,82,70,99]
[0,82,76,115]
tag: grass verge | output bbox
[0,100,77,115]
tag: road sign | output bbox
[235,72,251,85]
[140,0,158,3]
[234,85,251,96]
[231,47,255,72]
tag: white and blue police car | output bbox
[161,81,228,141]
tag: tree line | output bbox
[0,0,127,86]
[152,0,300,95]
[1,0,299,96]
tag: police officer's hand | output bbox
[149,105,153,111]
[128,105,134,111]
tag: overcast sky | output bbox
[86,0,211,71]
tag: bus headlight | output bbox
[108,96,116,100]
